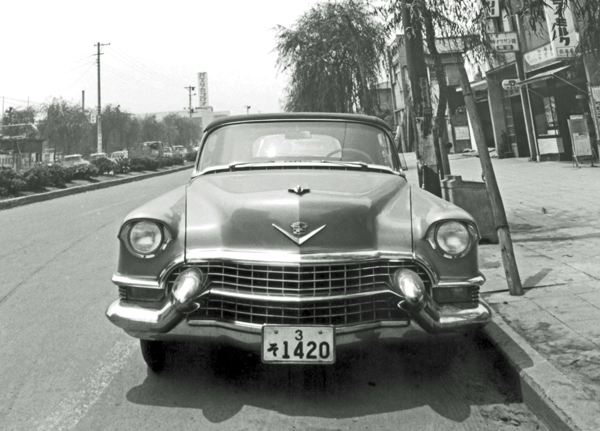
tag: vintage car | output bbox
[62,154,90,166]
[106,113,491,372]
[172,145,188,157]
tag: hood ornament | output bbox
[273,222,326,245]
[288,185,310,196]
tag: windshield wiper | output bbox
[318,160,369,169]
[228,160,275,170]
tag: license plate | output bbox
[262,325,335,364]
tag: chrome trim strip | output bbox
[111,254,185,289]
[111,274,160,289]
[185,250,414,264]
[435,273,486,288]
[207,287,402,303]
[186,318,410,333]
[157,254,185,286]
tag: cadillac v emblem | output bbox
[273,222,326,245]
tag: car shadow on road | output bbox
[125,332,520,424]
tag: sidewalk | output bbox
[405,152,600,431]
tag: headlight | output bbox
[130,221,162,254]
[121,220,172,258]
[428,221,477,258]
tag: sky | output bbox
[1,0,317,117]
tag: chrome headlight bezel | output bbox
[426,220,478,259]
[120,219,172,259]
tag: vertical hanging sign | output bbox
[486,0,500,18]
[545,0,579,58]
[197,72,209,108]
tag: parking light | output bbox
[171,268,209,313]
[391,269,425,308]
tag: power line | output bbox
[61,64,95,95]
[111,46,183,87]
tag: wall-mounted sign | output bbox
[486,0,500,18]
[502,79,521,90]
[490,32,519,52]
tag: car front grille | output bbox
[166,260,432,298]
[187,293,409,326]
[165,259,429,327]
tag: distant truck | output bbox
[129,141,165,158]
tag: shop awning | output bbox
[456,80,487,93]
[521,65,570,85]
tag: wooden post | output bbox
[458,65,524,296]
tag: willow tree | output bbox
[274,0,387,115]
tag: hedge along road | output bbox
[0,164,193,211]
[0,167,547,431]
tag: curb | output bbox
[0,164,193,211]
[482,313,599,431]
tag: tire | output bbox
[140,340,166,372]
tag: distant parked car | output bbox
[163,146,174,157]
[130,141,165,158]
[62,154,90,166]
[172,146,188,157]
[111,150,129,159]
[90,153,108,161]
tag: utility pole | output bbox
[95,42,110,154]
[82,90,85,110]
[245,105,251,114]
[184,86,195,117]
[458,66,523,296]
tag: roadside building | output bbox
[0,123,44,171]
[477,0,596,161]
[389,35,472,153]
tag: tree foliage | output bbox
[3,101,201,157]
[275,0,387,114]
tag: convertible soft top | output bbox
[203,112,392,134]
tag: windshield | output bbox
[198,121,397,172]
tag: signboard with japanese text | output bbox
[545,0,578,53]
[524,2,579,67]
[502,79,521,90]
[489,32,519,52]
[486,0,500,18]
[197,72,209,107]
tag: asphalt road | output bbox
[0,169,546,431]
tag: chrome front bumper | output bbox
[106,291,492,345]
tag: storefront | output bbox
[486,64,531,158]
[522,63,593,161]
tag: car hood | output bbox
[185,170,413,258]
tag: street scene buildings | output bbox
[1,1,600,430]
[388,0,600,165]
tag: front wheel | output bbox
[140,340,166,372]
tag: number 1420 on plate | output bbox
[262,326,335,364]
